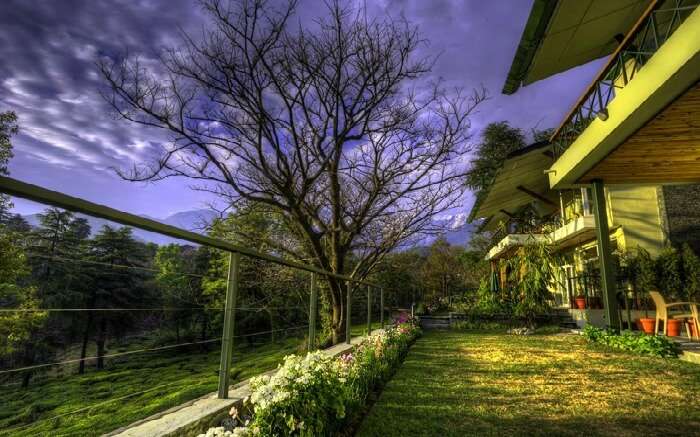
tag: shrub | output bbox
[199,321,421,437]
[451,320,508,330]
[582,325,679,358]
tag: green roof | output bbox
[502,0,559,95]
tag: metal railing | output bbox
[550,0,699,157]
[0,175,387,408]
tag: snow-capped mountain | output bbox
[422,212,475,247]
[419,212,476,246]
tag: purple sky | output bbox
[1,0,602,218]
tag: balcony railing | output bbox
[550,0,699,157]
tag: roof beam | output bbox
[516,185,557,206]
[499,209,515,218]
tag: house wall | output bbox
[660,184,700,253]
[608,185,667,256]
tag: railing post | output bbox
[367,285,372,336]
[308,273,318,351]
[380,288,384,328]
[218,252,240,399]
[346,281,352,344]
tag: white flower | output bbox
[232,427,250,437]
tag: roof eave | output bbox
[502,0,559,95]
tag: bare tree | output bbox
[100,0,485,342]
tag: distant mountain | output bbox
[21,208,474,248]
[420,212,475,247]
[22,209,218,246]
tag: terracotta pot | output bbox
[575,296,586,310]
[667,319,682,337]
[688,320,699,338]
[639,317,656,335]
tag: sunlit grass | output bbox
[0,337,305,436]
[357,330,700,436]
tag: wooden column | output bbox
[591,180,620,329]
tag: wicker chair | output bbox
[690,304,700,341]
[649,291,694,337]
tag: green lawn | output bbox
[0,336,305,436]
[357,330,700,437]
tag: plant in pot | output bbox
[574,293,587,310]
[631,247,656,334]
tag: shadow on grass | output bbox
[356,330,700,437]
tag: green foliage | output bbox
[681,243,700,300]
[0,111,18,222]
[420,237,463,304]
[466,121,526,193]
[451,320,508,330]
[0,227,46,356]
[0,337,303,435]
[202,204,309,342]
[656,247,683,300]
[582,325,679,358]
[472,277,511,315]
[153,244,211,340]
[236,322,421,436]
[507,239,556,326]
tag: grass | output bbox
[357,329,700,437]
[0,335,305,436]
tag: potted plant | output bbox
[574,294,587,310]
[631,247,656,334]
[666,319,682,337]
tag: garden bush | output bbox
[198,320,421,437]
[582,325,679,358]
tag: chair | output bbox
[690,304,700,341]
[648,291,694,337]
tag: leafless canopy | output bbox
[100,0,485,340]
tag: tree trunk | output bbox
[78,311,93,375]
[96,318,107,370]
[326,279,346,344]
[200,315,208,352]
[175,318,181,343]
[20,343,34,388]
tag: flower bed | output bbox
[198,320,421,437]
[581,325,680,358]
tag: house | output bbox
[471,0,700,327]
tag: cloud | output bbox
[0,0,600,217]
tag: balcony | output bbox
[550,1,699,159]
[550,214,597,249]
[486,233,548,260]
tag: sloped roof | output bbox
[503,0,649,94]
[468,142,556,226]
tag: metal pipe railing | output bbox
[550,0,698,157]
[0,176,377,287]
[0,175,384,400]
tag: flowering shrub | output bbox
[198,321,421,437]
